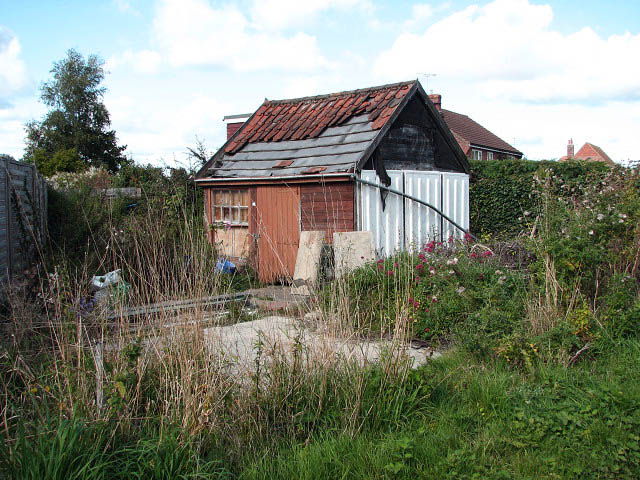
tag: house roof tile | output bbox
[225,81,414,154]
[441,109,522,156]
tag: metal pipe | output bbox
[353,176,477,241]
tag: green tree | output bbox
[24,49,126,173]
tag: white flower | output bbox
[495,270,503,275]
[456,286,466,294]
[448,270,455,275]
[597,214,604,221]
[446,257,459,265]
[498,276,507,285]
[589,230,594,235]
[523,211,530,216]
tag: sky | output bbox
[1,0,639,166]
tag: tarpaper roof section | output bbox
[442,109,522,156]
[199,81,416,179]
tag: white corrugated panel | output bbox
[358,170,469,256]
[441,172,469,241]
[359,170,404,256]
[403,171,441,250]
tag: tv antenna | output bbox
[418,73,437,92]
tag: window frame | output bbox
[211,189,249,227]
[472,149,483,160]
[487,151,494,160]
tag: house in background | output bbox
[559,139,615,165]
[427,94,523,161]
[196,80,470,283]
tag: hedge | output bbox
[469,159,611,237]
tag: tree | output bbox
[24,49,126,173]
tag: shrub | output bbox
[470,158,611,237]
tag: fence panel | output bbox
[0,156,47,286]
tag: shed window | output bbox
[212,189,249,226]
[472,149,483,160]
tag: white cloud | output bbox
[112,0,139,14]
[150,0,331,72]
[107,90,231,164]
[0,27,28,107]
[375,0,640,103]
[373,0,640,161]
[249,0,373,31]
[402,3,435,30]
[107,49,162,74]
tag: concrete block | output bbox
[333,231,376,278]
[291,231,324,295]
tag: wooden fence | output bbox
[0,156,47,286]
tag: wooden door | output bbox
[255,185,300,283]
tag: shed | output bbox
[196,80,470,283]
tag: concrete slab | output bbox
[204,315,440,375]
[291,231,324,295]
[333,231,376,278]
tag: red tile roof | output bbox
[225,81,415,154]
[575,142,615,165]
[441,109,522,156]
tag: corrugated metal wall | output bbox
[0,156,47,285]
[358,170,469,256]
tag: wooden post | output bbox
[94,341,104,415]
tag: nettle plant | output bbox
[531,165,640,338]
[339,236,527,348]
[406,238,526,345]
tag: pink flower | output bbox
[386,270,393,276]
[377,264,383,270]
[418,253,426,260]
[464,232,473,243]
[424,308,430,313]
[483,250,493,257]
[448,235,454,243]
[470,252,478,259]
[429,267,436,275]
[431,296,439,303]
[393,262,399,267]
[415,264,424,270]
[377,259,384,264]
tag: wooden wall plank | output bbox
[300,182,355,242]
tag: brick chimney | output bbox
[428,94,442,112]
[223,113,251,140]
[567,138,574,158]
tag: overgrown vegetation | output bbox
[470,158,611,237]
[1,160,639,479]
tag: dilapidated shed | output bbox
[196,80,470,283]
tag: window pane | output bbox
[240,208,248,223]
[223,207,231,221]
[215,206,222,221]
[240,190,249,207]
[232,190,240,206]
[219,190,231,206]
[232,207,239,223]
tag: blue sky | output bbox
[1,0,639,165]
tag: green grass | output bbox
[240,341,640,479]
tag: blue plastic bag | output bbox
[215,259,236,274]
